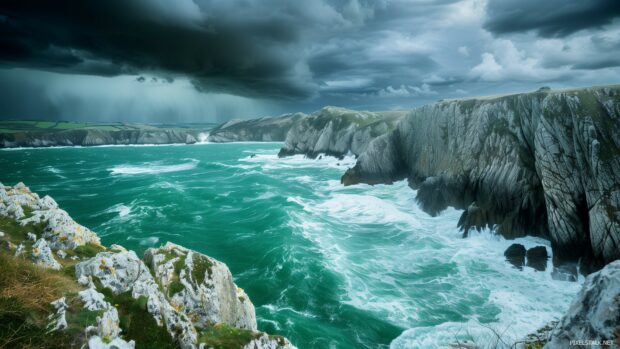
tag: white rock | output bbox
[79,287,110,311]
[98,307,122,340]
[27,232,37,241]
[5,202,25,219]
[0,231,4,238]
[242,333,297,349]
[77,251,198,348]
[14,243,25,257]
[110,244,128,252]
[20,207,101,250]
[144,242,257,330]
[32,238,62,270]
[47,297,68,331]
[545,260,620,348]
[87,336,135,349]
[38,195,58,210]
[57,249,67,259]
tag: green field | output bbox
[0,120,218,133]
[0,120,162,133]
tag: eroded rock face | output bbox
[144,242,257,330]
[342,86,620,272]
[279,107,405,159]
[208,113,305,143]
[545,260,620,348]
[75,250,199,348]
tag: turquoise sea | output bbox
[0,143,581,348]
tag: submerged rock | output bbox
[504,243,526,269]
[545,260,620,348]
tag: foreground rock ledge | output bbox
[0,181,296,349]
[342,85,620,273]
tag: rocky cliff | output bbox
[207,113,305,143]
[278,107,405,158]
[0,182,296,349]
[544,260,620,348]
[341,85,620,273]
[0,128,204,148]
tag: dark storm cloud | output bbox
[484,0,620,37]
[1,0,620,123]
[0,0,466,102]
[0,0,329,99]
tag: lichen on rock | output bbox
[144,242,257,331]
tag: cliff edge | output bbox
[278,106,405,159]
[0,182,296,349]
[342,85,620,273]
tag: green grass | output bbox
[192,254,213,285]
[197,323,258,349]
[0,214,47,245]
[95,284,176,349]
[0,249,83,348]
[168,280,185,297]
[67,243,106,259]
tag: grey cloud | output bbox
[484,0,620,37]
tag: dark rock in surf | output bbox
[526,246,549,271]
[504,243,526,269]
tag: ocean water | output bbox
[0,143,581,348]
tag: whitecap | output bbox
[110,159,199,175]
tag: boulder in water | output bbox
[526,246,549,271]
[504,243,526,269]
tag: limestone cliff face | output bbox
[207,113,305,142]
[0,128,203,148]
[342,86,620,272]
[278,107,405,158]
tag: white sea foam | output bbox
[110,159,199,175]
[44,166,62,174]
[285,178,581,349]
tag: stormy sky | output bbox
[1,0,619,122]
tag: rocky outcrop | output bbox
[342,85,620,273]
[278,107,405,158]
[544,260,620,348]
[0,182,296,349]
[144,243,257,330]
[208,113,305,142]
[0,128,205,148]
